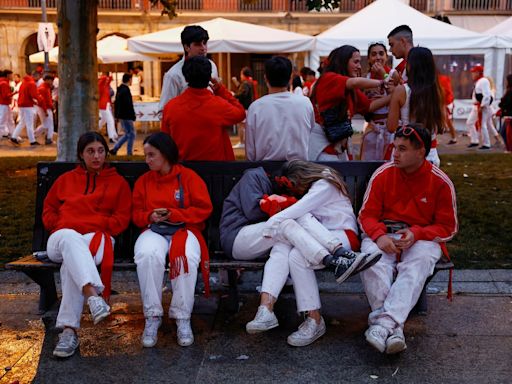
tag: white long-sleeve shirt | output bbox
[245,91,315,161]
[262,178,358,237]
[472,76,492,108]
[158,57,219,113]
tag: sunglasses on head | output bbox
[368,41,386,48]
[396,125,424,147]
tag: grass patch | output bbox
[0,155,510,269]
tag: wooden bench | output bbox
[5,160,453,315]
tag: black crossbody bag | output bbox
[149,174,185,236]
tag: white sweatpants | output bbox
[34,107,54,140]
[47,229,112,329]
[0,104,14,136]
[12,106,36,143]
[360,236,441,332]
[259,213,348,311]
[466,105,492,147]
[99,104,117,140]
[134,229,200,320]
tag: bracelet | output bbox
[383,73,389,79]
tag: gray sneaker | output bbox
[365,325,389,353]
[386,327,407,354]
[246,305,279,334]
[142,316,162,348]
[87,296,110,325]
[287,316,326,347]
[53,329,79,358]
[176,319,194,347]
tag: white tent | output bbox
[486,17,512,48]
[29,35,153,64]
[127,17,315,54]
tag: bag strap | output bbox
[177,173,184,208]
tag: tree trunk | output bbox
[57,0,98,161]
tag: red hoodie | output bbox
[161,85,245,161]
[18,75,40,108]
[358,161,458,246]
[98,75,112,110]
[43,165,131,236]
[0,77,12,105]
[132,164,213,295]
[38,82,53,110]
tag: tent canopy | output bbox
[29,35,153,64]
[485,17,512,48]
[315,0,497,55]
[127,17,315,54]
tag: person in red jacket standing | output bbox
[43,132,131,358]
[34,74,55,145]
[358,124,457,355]
[10,73,41,145]
[133,132,212,348]
[0,69,14,138]
[161,55,246,161]
[98,72,118,143]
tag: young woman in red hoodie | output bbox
[43,132,131,358]
[132,132,212,348]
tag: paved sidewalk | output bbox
[1,269,511,384]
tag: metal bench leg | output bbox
[414,284,428,316]
[23,270,58,314]
[226,269,240,313]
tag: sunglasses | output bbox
[396,125,424,147]
[368,41,386,48]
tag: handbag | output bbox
[316,94,354,143]
[149,174,185,236]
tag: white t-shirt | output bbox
[245,91,315,161]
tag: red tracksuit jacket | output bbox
[358,161,458,244]
[18,76,40,108]
[38,82,53,110]
[0,77,12,105]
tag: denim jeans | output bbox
[113,119,135,155]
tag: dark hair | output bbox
[32,71,41,78]
[4,69,12,76]
[264,56,292,88]
[507,74,512,91]
[394,123,432,156]
[0,70,4,77]
[387,24,413,43]
[300,66,311,78]
[367,42,387,58]
[181,25,209,51]
[143,132,179,165]
[122,73,132,84]
[324,45,359,76]
[182,56,212,88]
[407,47,445,135]
[76,131,109,162]
[292,75,302,90]
[241,66,253,78]
[43,74,54,81]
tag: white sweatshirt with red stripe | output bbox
[358,161,458,244]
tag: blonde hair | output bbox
[283,160,349,198]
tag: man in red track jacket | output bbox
[11,74,41,145]
[34,74,55,144]
[0,69,14,137]
[358,124,458,355]
[161,55,245,161]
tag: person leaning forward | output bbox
[357,123,458,355]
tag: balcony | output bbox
[0,0,510,13]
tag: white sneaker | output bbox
[232,142,245,149]
[87,296,110,325]
[365,325,389,353]
[176,319,194,347]
[246,305,279,334]
[386,327,407,354]
[287,316,326,347]
[53,328,79,358]
[142,316,162,348]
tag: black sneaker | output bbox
[323,253,365,284]
[467,143,479,148]
[332,248,382,274]
[45,139,54,145]
[30,141,41,146]
[10,137,20,145]
[478,145,490,150]
[110,148,117,155]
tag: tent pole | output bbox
[227,52,231,91]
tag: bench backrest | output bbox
[33,161,384,259]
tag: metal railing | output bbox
[0,0,510,13]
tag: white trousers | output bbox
[99,104,117,140]
[360,236,441,332]
[258,213,347,312]
[12,107,36,142]
[466,105,492,147]
[34,107,54,140]
[0,105,14,136]
[361,122,393,161]
[134,229,200,320]
[47,229,111,329]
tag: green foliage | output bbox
[0,155,510,269]
[150,0,178,19]
[306,0,340,11]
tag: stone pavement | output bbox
[0,269,511,384]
